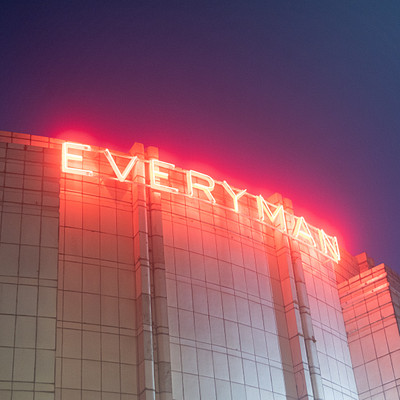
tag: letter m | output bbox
[257,195,286,232]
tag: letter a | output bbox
[293,216,316,247]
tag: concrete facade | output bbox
[339,258,400,399]
[0,131,399,400]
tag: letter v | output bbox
[104,149,138,182]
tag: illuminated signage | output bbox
[62,142,340,262]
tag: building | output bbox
[0,130,399,400]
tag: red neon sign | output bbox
[62,141,341,262]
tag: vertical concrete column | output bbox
[145,146,173,400]
[283,198,324,400]
[130,143,156,400]
[268,193,314,400]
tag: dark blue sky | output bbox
[1,1,399,271]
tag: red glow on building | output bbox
[1,131,397,400]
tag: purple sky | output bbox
[1,1,399,272]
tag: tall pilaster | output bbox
[131,143,156,400]
[145,146,173,400]
[269,193,314,399]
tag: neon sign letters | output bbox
[62,142,340,262]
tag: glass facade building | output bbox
[0,131,399,400]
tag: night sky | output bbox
[1,1,399,272]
